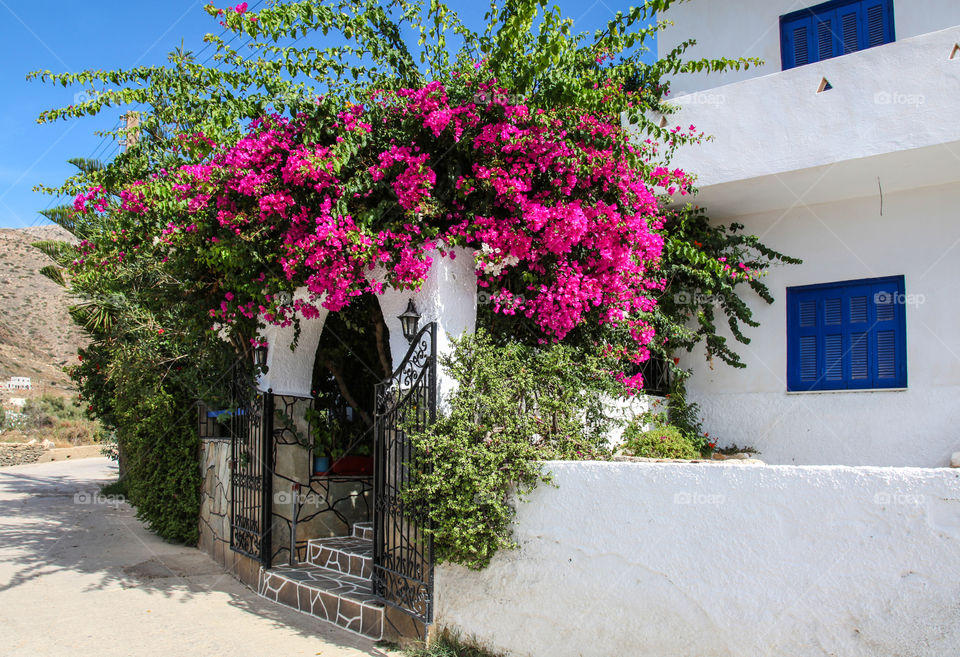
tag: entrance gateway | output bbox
[224,322,438,637]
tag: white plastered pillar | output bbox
[369,247,477,405]
[256,288,329,397]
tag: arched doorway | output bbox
[309,293,392,475]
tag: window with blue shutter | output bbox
[780,0,895,70]
[786,276,907,391]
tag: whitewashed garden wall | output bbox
[435,461,960,657]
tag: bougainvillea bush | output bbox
[70,69,697,389]
[35,0,787,552]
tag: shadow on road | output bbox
[0,458,387,655]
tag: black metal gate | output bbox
[372,322,437,634]
[227,367,274,566]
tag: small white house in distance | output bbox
[659,0,960,466]
[7,377,31,390]
[8,398,26,409]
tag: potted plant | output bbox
[311,425,340,475]
[303,406,338,475]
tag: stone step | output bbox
[305,535,372,580]
[259,565,383,640]
[352,521,373,540]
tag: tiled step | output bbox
[305,535,372,579]
[259,565,383,640]
[352,521,373,540]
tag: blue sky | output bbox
[0,0,655,229]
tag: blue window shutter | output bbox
[781,0,894,69]
[843,283,873,389]
[870,279,906,387]
[815,14,836,61]
[787,276,906,391]
[788,289,822,389]
[861,0,895,48]
[838,5,862,54]
[781,14,814,69]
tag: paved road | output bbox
[0,458,390,657]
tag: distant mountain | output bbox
[0,225,87,390]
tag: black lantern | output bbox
[398,299,421,343]
[254,344,268,369]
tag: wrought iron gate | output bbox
[227,367,274,565]
[372,322,437,633]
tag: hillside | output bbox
[0,225,87,390]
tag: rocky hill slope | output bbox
[0,225,87,389]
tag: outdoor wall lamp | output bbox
[398,299,421,343]
[253,344,268,369]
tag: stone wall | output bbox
[198,437,261,588]
[436,460,960,657]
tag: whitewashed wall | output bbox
[682,182,960,467]
[436,461,960,657]
[370,247,477,404]
[659,0,960,94]
[656,26,960,204]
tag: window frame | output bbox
[785,275,908,392]
[780,0,896,70]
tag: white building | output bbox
[8,398,26,409]
[7,377,31,390]
[659,0,960,466]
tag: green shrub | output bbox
[405,331,617,571]
[107,347,200,544]
[621,422,700,460]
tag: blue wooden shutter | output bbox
[837,4,862,54]
[870,279,906,388]
[842,282,874,389]
[787,276,906,391]
[815,13,836,61]
[861,0,895,48]
[781,14,814,69]
[781,0,894,70]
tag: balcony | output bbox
[658,26,960,217]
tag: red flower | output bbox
[158,329,165,334]
[235,2,248,13]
